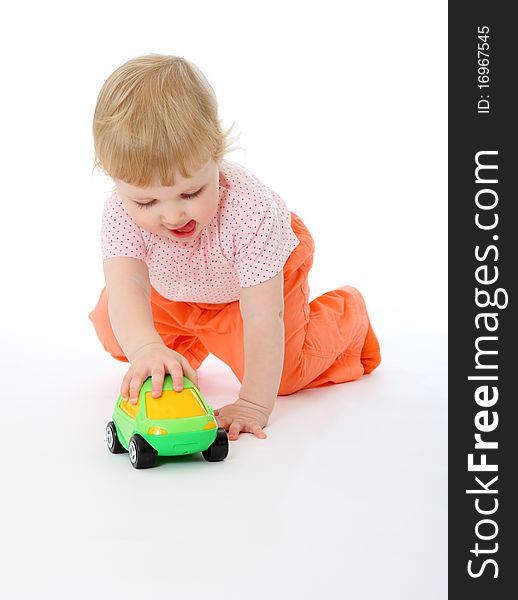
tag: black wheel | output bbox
[202,427,229,462]
[106,421,126,454]
[128,434,158,469]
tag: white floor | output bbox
[0,1,448,595]
[1,320,447,600]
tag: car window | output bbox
[120,397,140,418]
[145,388,207,420]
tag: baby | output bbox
[89,54,381,441]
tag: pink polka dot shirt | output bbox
[100,159,300,303]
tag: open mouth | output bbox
[168,220,197,237]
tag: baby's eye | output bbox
[134,200,156,209]
[182,188,202,199]
[133,187,203,208]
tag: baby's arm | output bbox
[239,270,285,413]
[214,271,285,440]
[103,257,198,401]
[103,257,163,359]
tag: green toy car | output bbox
[106,375,228,468]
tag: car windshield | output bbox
[145,388,207,420]
[120,397,140,418]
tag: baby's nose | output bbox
[163,210,186,227]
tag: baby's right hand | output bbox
[121,342,198,404]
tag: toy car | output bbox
[106,374,228,468]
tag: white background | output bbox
[0,1,447,598]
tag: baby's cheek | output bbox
[139,215,158,232]
[125,209,148,230]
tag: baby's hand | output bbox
[214,398,270,441]
[121,342,198,404]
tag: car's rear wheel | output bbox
[128,435,158,469]
[106,421,126,454]
[202,427,229,462]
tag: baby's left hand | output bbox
[214,398,270,440]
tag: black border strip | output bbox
[449,2,517,597]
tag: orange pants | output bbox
[88,212,381,395]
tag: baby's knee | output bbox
[89,289,127,362]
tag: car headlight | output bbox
[148,427,168,435]
[204,420,217,430]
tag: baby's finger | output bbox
[181,358,198,387]
[228,421,243,441]
[247,422,267,439]
[120,368,134,400]
[129,374,143,404]
[215,415,231,431]
[168,362,184,392]
[151,367,165,398]
[214,408,220,416]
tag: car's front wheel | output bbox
[128,435,158,469]
[106,421,126,454]
[202,428,229,462]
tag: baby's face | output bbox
[115,158,221,240]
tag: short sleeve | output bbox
[234,199,300,288]
[101,193,147,261]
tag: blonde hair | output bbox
[92,54,239,187]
